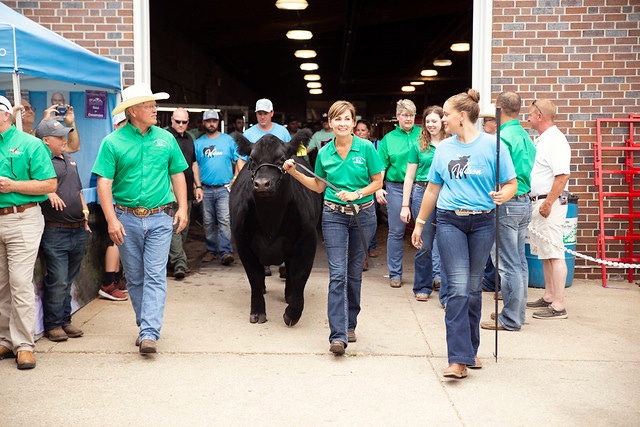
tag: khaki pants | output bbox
[0,206,44,352]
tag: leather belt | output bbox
[45,221,85,229]
[530,194,548,201]
[511,193,531,201]
[324,200,374,215]
[0,202,38,216]
[454,209,492,216]
[115,204,170,218]
[414,181,428,187]
[203,183,227,188]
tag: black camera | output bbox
[56,106,68,116]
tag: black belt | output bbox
[203,183,227,188]
[0,202,38,216]
[324,200,374,215]
[45,221,85,229]
[530,195,548,201]
[115,204,170,218]
[511,193,531,201]
[414,181,428,187]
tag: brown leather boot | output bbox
[0,345,15,360]
[16,350,36,370]
[62,324,84,338]
[45,326,68,342]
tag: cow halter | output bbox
[249,162,286,185]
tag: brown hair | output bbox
[418,105,445,151]
[446,88,481,124]
[327,100,356,122]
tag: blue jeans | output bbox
[436,208,495,366]
[410,184,435,295]
[432,235,441,280]
[40,226,89,331]
[202,186,232,257]
[368,199,378,251]
[322,203,377,346]
[385,182,406,279]
[116,208,173,342]
[481,256,500,292]
[433,236,450,307]
[495,197,532,330]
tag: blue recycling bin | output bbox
[526,194,578,288]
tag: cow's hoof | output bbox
[283,313,299,327]
[278,265,287,280]
[250,313,267,324]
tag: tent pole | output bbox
[12,71,23,131]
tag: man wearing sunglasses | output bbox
[166,108,196,280]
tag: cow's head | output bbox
[236,129,312,197]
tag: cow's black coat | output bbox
[230,129,322,326]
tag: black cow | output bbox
[230,129,322,326]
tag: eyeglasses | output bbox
[173,119,189,125]
[532,100,543,116]
[136,104,158,110]
[399,113,415,119]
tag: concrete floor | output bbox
[2,225,639,426]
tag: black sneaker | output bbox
[174,267,186,279]
[532,306,568,320]
[526,297,551,309]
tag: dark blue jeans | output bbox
[40,226,89,331]
[322,203,377,346]
[436,208,495,366]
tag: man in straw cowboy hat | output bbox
[92,83,189,355]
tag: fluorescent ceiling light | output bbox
[304,74,321,81]
[275,0,308,10]
[450,42,470,52]
[294,49,317,59]
[433,58,452,67]
[306,82,322,88]
[410,81,424,86]
[300,62,318,71]
[309,89,323,95]
[401,86,416,92]
[420,69,438,77]
[286,30,313,40]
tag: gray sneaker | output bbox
[390,278,402,288]
[532,306,568,320]
[526,297,551,309]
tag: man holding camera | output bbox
[46,92,80,153]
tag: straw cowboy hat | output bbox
[112,83,169,115]
[479,103,496,119]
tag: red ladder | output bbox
[594,114,640,287]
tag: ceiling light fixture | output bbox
[433,58,453,67]
[300,62,318,71]
[306,82,322,88]
[304,74,321,81]
[309,88,323,95]
[294,49,317,59]
[420,69,438,77]
[275,0,308,10]
[286,29,313,40]
[410,81,424,86]
[401,85,416,92]
[450,42,470,52]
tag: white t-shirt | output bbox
[529,125,571,197]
